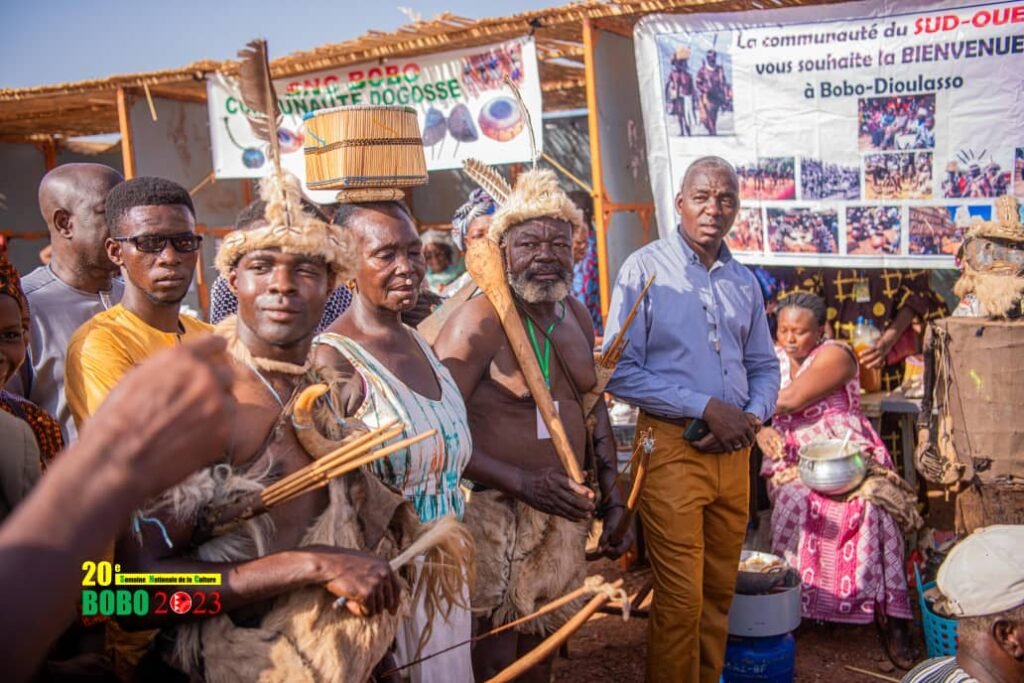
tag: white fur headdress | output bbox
[486,167,585,243]
[460,76,585,244]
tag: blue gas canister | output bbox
[721,634,796,683]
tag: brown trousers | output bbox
[636,413,749,683]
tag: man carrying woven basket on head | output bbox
[433,167,630,682]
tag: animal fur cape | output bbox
[145,365,472,682]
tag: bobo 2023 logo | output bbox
[81,561,222,617]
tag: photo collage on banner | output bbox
[635,0,1024,267]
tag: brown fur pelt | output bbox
[290,370,476,652]
[198,471,406,683]
[463,489,587,636]
[954,267,1024,318]
[152,464,473,682]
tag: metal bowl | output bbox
[729,569,802,636]
[798,439,867,496]
[735,550,788,595]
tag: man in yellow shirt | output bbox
[63,176,210,679]
[66,177,210,427]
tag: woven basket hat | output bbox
[967,195,1024,242]
[303,105,428,203]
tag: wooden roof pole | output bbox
[116,88,136,179]
[40,135,58,170]
[582,18,611,323]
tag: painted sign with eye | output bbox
[478,96,525,143]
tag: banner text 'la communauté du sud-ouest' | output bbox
[207,37,542,202]
[635,0,1024,268]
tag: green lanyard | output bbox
[525,301,566,388]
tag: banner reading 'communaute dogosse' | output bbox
[207,37,542,201]
[635,0,1024,268]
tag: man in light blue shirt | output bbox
[604,156,779,683]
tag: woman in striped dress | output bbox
[312,200,473,683]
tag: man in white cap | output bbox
[902,525,1024,683]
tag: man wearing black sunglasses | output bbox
[67,177,210,412]
[63,176,213,676]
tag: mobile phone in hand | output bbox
[683,419,710,442]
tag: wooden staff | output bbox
[608,431,653,546]
[485,579,624,683]
[465,238,583,483]
[600,273,655,369]
[380,575,618,677]
[586,429,653,561]
[581,274,655,417]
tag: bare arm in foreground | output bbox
[0,336,234,682]
[116,419,399,631]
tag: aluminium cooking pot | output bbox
[798,439,867,496]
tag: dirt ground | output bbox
[551,561,904,683]
[550,487,955,682]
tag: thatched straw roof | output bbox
[0,0,840,142]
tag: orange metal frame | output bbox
[116,88,137,179]
[582,19,655,323]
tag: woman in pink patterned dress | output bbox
[762,293,916,668]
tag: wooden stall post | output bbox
[116,88,137,179]
[39,136,58,171]
[583,18,611,323]
[195,238,210,321]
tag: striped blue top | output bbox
[314,329,472,523]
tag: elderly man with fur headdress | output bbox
[917,195,1024,532]
[114,167,472,682]
[433,167,630,681]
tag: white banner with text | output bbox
[208,37,542,201]
[634,0,1024,267]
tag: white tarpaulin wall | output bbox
[207,37,542,202]
[634,0,1024,268]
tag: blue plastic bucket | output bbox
[915,565,958,657]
